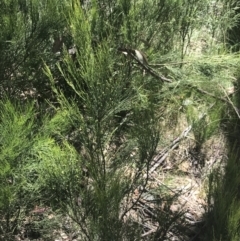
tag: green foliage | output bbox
[44,37,160,240]
[0,0,240,240]
[0,98,36,236]
[204,149,240,241]
[186,101,223,150]
[0,0,69,101]
[0,98,71,239]
[202,59,240,241]
[40,4,164,239]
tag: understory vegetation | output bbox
[0,0,240,240]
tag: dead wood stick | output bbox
[141,228,157,237]
[145,125,192,176]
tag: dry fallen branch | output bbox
[141,228,157,237]
[144,125,192,177]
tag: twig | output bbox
[145,125,192,176]
[127,50,173,83]
[120,172,150,221]
[219,84,240,119]
[192,84,240,119]
[188,84,228,102]
[141,228,157,237]
[149,61,190,67]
